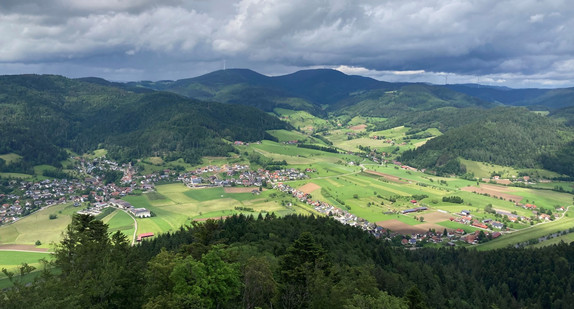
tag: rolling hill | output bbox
[399,107,574,175]
[446,84,574,111]
[0,74,289,171]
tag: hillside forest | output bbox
[2,214,574,309]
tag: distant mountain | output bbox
[0,74,288,171]
[446,84,574,110]
[129,69,399,114]
[130,69,498,115]
[129,69,574,114]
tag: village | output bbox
[2,153,568,248]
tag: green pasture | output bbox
[527,181,574,192]
[0,203,81,247]
[436,221,480,233]
[101,210,135,238]
[334,137,394,153]
[267,129,327,145]
[184,187,226,201]
[248,141,346,165]
[273,108,331,131]
[460,159,520,179]
[201,156,246,167]
[90,149,108,158]
[122,184,297,235]
[476,208,574,250]
[370,126,410,139]
[0,251,53,279]
[138,157,197,174]
[0,153,22,164]
[0,172,33,179]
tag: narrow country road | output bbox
[120,209,138,246]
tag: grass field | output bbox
[266,129,327,145]
[0,251,53,279]
[0,203,81,248]
[0,172,33,179]
[273,108,331,132]
[101,210,135,238]
[120,183,299,236]
[0,153,22,164]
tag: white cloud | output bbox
[0,0,573,88]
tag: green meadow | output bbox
[267,129,327,145]
[121,183,302,236]
[273,108,331,131]
[0,251,53,279]
[0,153,22,164]
[101,210,135,239]
[0,203,81,247]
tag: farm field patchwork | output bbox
[298,164,573,236]
[122,183,301,235]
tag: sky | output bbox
[1,0,573,88]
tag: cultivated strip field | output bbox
[461,184,524,202]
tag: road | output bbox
[119,209,138,246]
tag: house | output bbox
[492,222,504,229]
[461,210,470,216]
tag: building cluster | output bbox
[0,158,151,225]
[179,165,310,188]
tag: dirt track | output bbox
[375,219,448,234]
[0,244,49,252]
[364,170,407,184]
[224,187,265,193]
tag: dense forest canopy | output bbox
[399,107,574,176]
[3,214,574,308]
[0,74,289,169]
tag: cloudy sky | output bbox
[1,0,572,88]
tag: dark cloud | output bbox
[0,0,573,87]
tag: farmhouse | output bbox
[402,207,428,214]
[137,232,154,241]
[131,208,151,218]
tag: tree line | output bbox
[3,213,574,308]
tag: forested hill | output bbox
[3,214,574,308]
[129,69,505,116]
[130,69,389,114]
[446,84,574,111]
[0,74,288,170]
[330,83,494,117]
[399,107,574,175]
